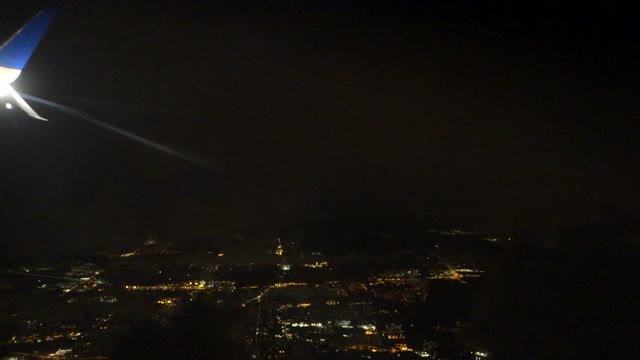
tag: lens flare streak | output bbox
[20,93,212,169]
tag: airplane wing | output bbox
[0,9,59,121]
[0,9,60,74]
[3,83,47,121]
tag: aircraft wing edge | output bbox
[4,84,47,121]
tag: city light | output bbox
[2,230,493,358]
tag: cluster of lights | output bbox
[302,261,328,268]
[456,268,484,273]
[358,324,376,331]
[437,229,478,236]
[5,229,497,359]
[379,269,422,278]
[373,277,412,284]
[11,329,84,346]
[391,343,413,352]
[273,282,306,288]
[336,320,353,329]
[49,349,72,357]
[291,322,324,328]
[157,298,177,306]
[279,264,291,271]
[98,296,118,303]
[344,344,379,352]
[341,343,416,354]
[125,280,235,292]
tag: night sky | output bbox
[1,1,638,254]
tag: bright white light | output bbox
[0,68,21,84]
[358,324,376,331]
[337,320,353,328]
[5,102,12,109]
[279,264,291,271]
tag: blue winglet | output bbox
[0,9,59,71]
